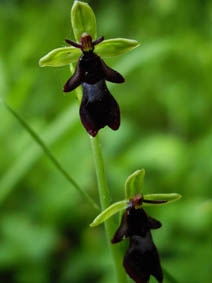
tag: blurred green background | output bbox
[0,0,212,282]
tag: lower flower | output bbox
[111,201,163,283]
[80,80,120,137]
[124,234,163,283]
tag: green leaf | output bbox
[95,38,140,58]
[90,200,128,227]
[39,47,81,67]
[125,169,145,200]
[71,1,96,43]
[143,193,182,206]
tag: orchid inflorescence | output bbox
[39,1,181,282]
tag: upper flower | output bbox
[61,32,126,136]
[39,1,139,137]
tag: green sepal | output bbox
[142,193,182,207]
[71,1,96,43]
[125,169,145,200]
[90,200,128,227]
[95,38,140,58]
[39,47,81,67]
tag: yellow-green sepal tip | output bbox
[125,169,145,200]
[71,0,97,43]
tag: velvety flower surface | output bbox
[80,80,120,137]
[124,234,163,283]
[111,201,163,283]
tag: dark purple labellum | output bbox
[123,235,163,283]
[80,80,120,137]
[111,205,163,283]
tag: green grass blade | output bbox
[0,103,77,201]
[2,101,99,211]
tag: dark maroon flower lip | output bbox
[63,33,124,136]
[111,205,163,283]
[123,234,163,283]
[80,80,120,137]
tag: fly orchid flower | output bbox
[90,169,181,282]
[112,196,163,283]
[39,1,139,137]
[63,33,124,136]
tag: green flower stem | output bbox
[90,135,128,283]
[70,65,127,282]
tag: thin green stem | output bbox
[69,65,128,282]
[3,101,99,211]
[90,135,128,283]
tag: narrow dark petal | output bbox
[63,61,82,92]
[65,39,82,49]
[123,235,163,283]
[100,58,125,83]
[111,211,128,244]
[143,199,168,204]
[93,36,104,46]
[80,80,120,136]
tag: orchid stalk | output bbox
[39,1,139,282]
